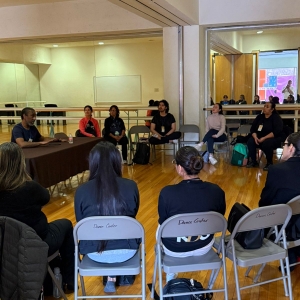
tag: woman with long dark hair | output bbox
[74,141,140,293]
[246,102,285,170]
[158,146,226,281]
[0,142,74,292]
[104,105,129,163]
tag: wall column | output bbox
[163,25,207,137]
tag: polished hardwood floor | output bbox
[1,121,299,300]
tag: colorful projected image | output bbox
[258,68,297,103]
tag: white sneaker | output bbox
[209,156,218,165]
[123,160,127,164]
[194,142,204,151]
[166,273,178,282]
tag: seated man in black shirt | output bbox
[149,100,181,145]
[11,107,61,148]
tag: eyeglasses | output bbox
[281,142,289,148]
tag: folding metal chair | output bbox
[151,212,228,300]
[214,204,293,300]
[128,125,151,164]
[214,138,230,160]
[280,195,300,268]
[178,124,200,148]
[73,216,146,300]
[237,124,251,136]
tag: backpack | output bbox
[231,143,248,166]
[132,142,150,165]
[163,278,213,300]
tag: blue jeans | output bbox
[202,129,226,154]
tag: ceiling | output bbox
[36,36,162,48]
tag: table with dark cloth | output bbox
[23,137,103,188]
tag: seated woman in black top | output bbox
[75,141,140,293]
[259,132,300,268]
[158,146,226,282]
[0,142,74,292]
[104,105,129,163]
[246,102,285,171]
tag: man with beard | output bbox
[11,107,59,148]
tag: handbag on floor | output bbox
[163,278,213,300]
[231,143,248,167]
[227,203,264,249]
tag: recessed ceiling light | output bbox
[98,42,104,45]
[257,31,263,34]
[53,44,58,47]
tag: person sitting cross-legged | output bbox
[195,103,226,165]
[149,100,181,145]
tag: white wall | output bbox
[39,41,164,110]
[243,32,300,53]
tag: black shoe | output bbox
[246,161,259,168]
[263,163,272,171]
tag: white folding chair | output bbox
[151,212,228,300]
[73,216,146,300]
[178,124,200,148]
[128,125,151,164]
[214,204,293,300]
[280,195,300,268]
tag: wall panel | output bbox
[215,55,231,102]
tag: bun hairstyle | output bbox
[287,132,300,157]
[175,146,203,175]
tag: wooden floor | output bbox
[1,122,300,300]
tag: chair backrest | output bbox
[5,104,14,108]
[129,125,151,135]
[157,212,227,242]
[54,132,68,140]
[228,204,292,245]
[128,125,150,145]
[237,125,251,135]
[73,216,144,244]
[178,124,200,142]
[287,195,300,215]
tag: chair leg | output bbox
[80,275,86,296]
[151,255,158,299]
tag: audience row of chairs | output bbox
[72,196,300,300]
[128,124,230,164]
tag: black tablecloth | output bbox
[23,137,103,188]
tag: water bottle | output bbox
[68,133,73,144]
[52,267,62,298]
[116,144,123,163]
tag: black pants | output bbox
[247,136,282,164]
[149,131,181,145]
[105,136,129,160]
[43,219,74,285]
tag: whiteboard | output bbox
[94,75,141,103]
